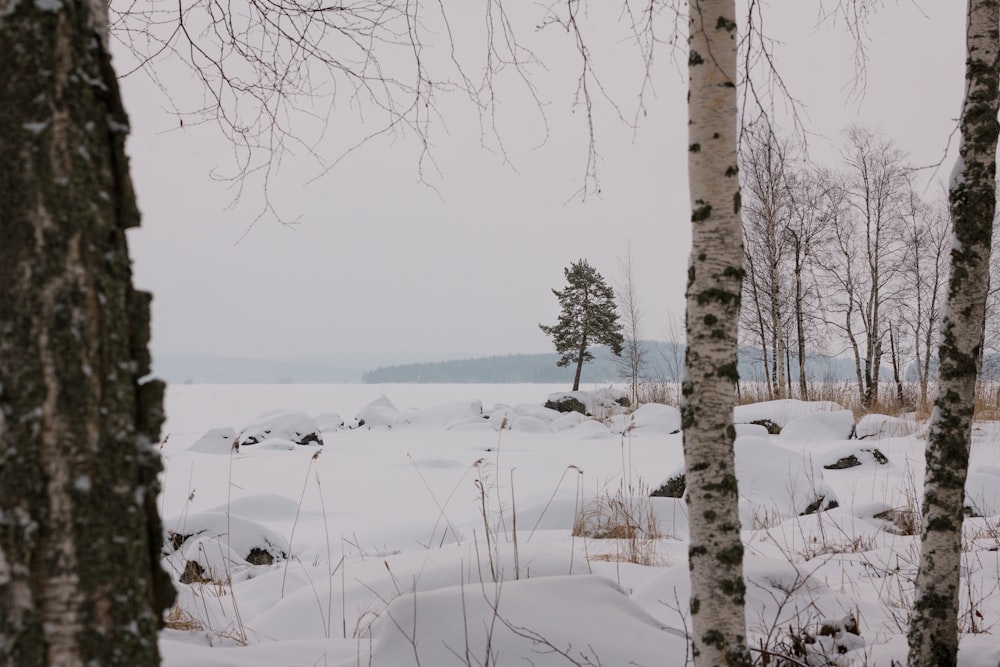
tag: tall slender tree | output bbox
[740,123,795,399]
[683,1,750,664]
[617,246,648,405]
[0,0,175,664]
[908,1,1000,664]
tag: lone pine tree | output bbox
[0,0,175,664]
[539,260,624,391]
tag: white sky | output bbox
[119,1,963,362]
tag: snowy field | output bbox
[158,384,1000,666]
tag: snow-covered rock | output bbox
[163,512,289,575]
[545,388,629,416]
[628,403,682,435]
[734,422,769,438]
[735,436,839,519]
[551,411,589,431]
[734,400,845,429]
[236,411,323,447]
[779,410,856,444]
[485,405,519,429]
[188,427,237,454]
[315,412,344,431]
[855,413,919,439]
[354,395,400,428]
[818,443,890,470]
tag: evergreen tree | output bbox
[539,260,624,391]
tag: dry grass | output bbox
[164,605,206,632]
[573,480,664,566]
[729,378,1000,423]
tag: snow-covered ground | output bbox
[158,384,1000,666]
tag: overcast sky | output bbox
[118,1,963,363]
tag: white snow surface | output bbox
[158,384,1000,667]
[779,409,857,444]
[734,399,844,427]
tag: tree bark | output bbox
[573,341,586,391]
[907,1,1000,665]
[793,237,809,398]
[744,252,773,397]
[683,2,750,665]
[0,1,175,665]
[890,323,904,405]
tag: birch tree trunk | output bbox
[0,0,175,664]
[683,1,750,664]
[907,1,1000,665]
[793,239,809,398]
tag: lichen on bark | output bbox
[907,2,1000,666]
[682,1,750,665]
[0,0,175,664]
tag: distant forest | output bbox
[361,341,868,385]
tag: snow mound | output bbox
[624,402,682,434]
[510,416,551,433]
[236,411,324,447]
[855,413,919,439]
[206,493,303,521]
[443,414,492,431]
[393,400,483,427]
[512,403,561,423]
[163,512,289,569]
[315,412,344,431]
[486,405,519,429]
[779,410,856,444]
[735,399,844,428]
[965,467,1000,516]
[735,422,769,438]
[736,436,838,519]
[369,575,681,667]
[188,427,237,454]
[550,411,588,431]
[355,395,400,428]
[572,419,614,439]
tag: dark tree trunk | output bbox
[890,323,904,405]
[572,343,586,391]
[0,1,175,665]
[793,239,809,398]
[908,1,1000,664]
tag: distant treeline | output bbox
[361,341,871,385]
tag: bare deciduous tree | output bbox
[740,122,795,399]
[786,167,837,398]
[818,127,910,408]
[617,245,647,406]
[900,195,950,409]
